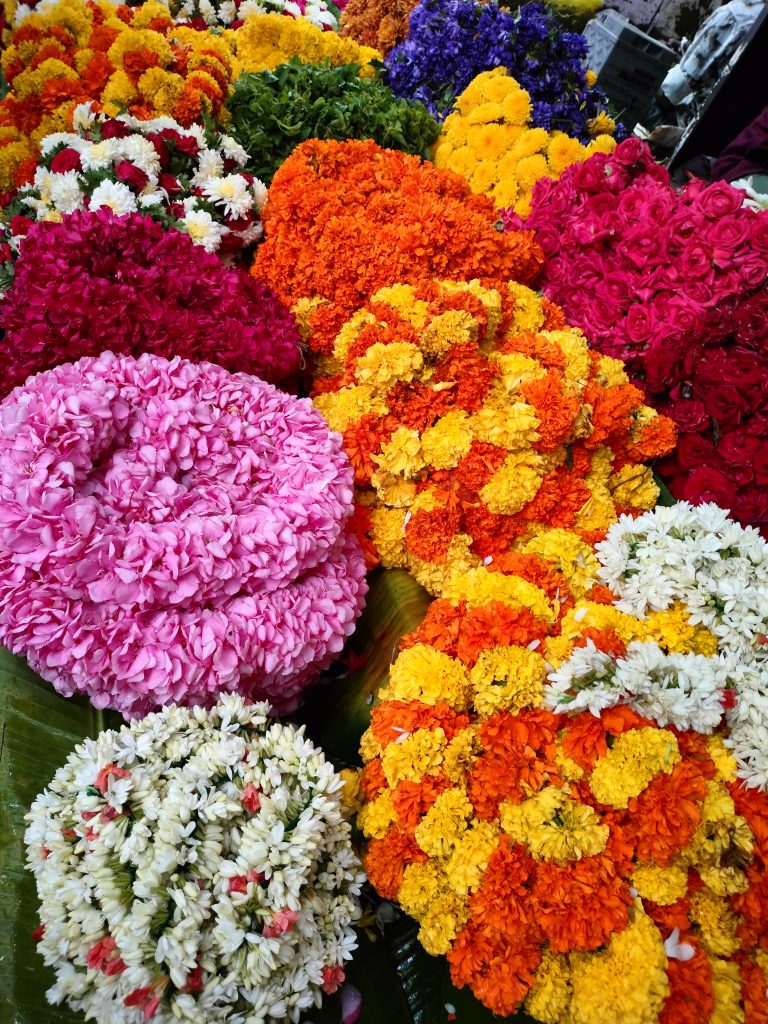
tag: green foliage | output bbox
[226,59,441,183]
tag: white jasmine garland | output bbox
[24,695,363,1024]
[15,0,339,28]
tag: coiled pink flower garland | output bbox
[0,353,367,716]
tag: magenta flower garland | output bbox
[0,352,367,717]
[0,210,301,395]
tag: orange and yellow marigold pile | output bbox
[310,277,675,594]
[357,557,768,1023]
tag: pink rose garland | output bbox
[0,210,301,395]
[0,352,367,716]
[507,138,768,528]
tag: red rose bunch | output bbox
[0,209,301,394]
[506,138,768,528]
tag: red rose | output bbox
[612,137,651,169]
[681,465,738,510]
[730,487,768,525]
[738,255,768,289]
[0,242,11,261]
[679,242,715,280]
[114,160,148,192]
[733,295,768,344]
[147,134,170,167]
[707,214,750,251]
[674,432,718,471]
[748,215,768,253]
[642,339,682,392]
[50,147,81,174]
[667,396,709,432]
[572,157,609,193]
[717,430,764,473]
[664,297,705,338]
[697,181,744,219]
[696,380,748,427]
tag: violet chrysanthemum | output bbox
[0,210,301,394]
[0,352,367,717]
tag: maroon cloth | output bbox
[712,104,768,182]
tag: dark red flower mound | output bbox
[505,138,768,530]
[0,209,301,393]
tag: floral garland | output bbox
[508,137,768,529]
[357,512,768,1022]
[548,502,768,788]
[225,59,439,185]
[25,694,364,1023]
[170,0,340,31]
[0,352,368,717]
[310,277,676,596]
[339,0,418,55]
[251,138,545,353]
[0,103,267,279]
[0,210,302,391]
[0,0,377,192]
[433,68,616,216]
[384,0,616,138]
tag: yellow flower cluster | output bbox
[432,68,616,216]
[0,0,379,191]
[312,277,675,599]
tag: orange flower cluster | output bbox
[339,0,417,55]
[0,0,233,189]
[358,560,768,1023]
[251,138,544,354]
[311,276,675,595]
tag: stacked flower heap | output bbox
[358,503,768,1022]
[433,68,616,216]
[252,138,545,353]
[511,137,768,528]
[311,277,675,594]
[0,0,377,192]
[0,102,267,283]
[226,60,439,186]
[0,210,301,392]
[340,0,418,55]
[384,0,616,138]
[25,695,364,1023]
[0,352,367,716]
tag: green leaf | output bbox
[301,568,432,765]
[653,470,677,507]
[0,648,118,1024]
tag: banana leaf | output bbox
[0,647,118,1024]
[653,470,676,507]
[301,568,433,765]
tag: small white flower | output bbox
[89,179,138,216]
[180,210,226,252]
[201,174,254,218]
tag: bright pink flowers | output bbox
[87,936,126,975]
[0,353,367,717]
[0,210,300,396]
[511,138,768,528]
[263,908,301,937]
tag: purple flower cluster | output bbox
[0,353,368,718]
[384,0,617,140]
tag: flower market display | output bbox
[4,0,768,1021]
[0,352,367,716]
[226,59,439,185]
[0,102,267,281]
[358,502,768,1021]
[433,68,616,216]
[253,137,545,349]
[311,277,676,594]
[383,0,616,136]
[24,694,364,1023]
[0,0,377,192]
[0,210,301,391]
[513,138,768,529]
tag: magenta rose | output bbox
[674,432,718,471]
[114,160,149,192]
[681,465,739,510]
[748,215,768,253]
[666,394,710,432]
[697,181,745,219]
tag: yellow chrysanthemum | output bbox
[644,604,719,656]
[417,891,470,955]
[589,728,681,809]
[480,449,544,515]
[357,788,397,839]
[689,891,741,957]
[442,726,479,784]
[420,411,474,469]
[524,530,599,599]
[609,463,659,511]
[708,957,745,1024]
[414,788,473,858]
[567,910,669,1024]
[420,309,478,356]
[588,111,617,137]
[355,341,423,389]
[369,507,408,567]
[470,645,547,714]
[398,860,451,918]
[501,788,609,863]
[372,427,425,480]
[470,402,540,450]
[313,384,386,432]
[371,284,431,328]
[385,645,471,710]
[547,132,588,175]
[381,728,448,787]
[443,567,554,621]
[525,951,572,1024]
[359,727,382,762]
[446,821,500,894]
[631,861,688,905]
[708,735,738,783]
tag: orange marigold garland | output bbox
[357,557,768,1022]
[310,277,675,596]
[251,138,545,351]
